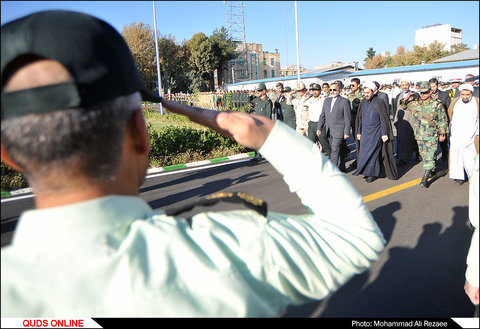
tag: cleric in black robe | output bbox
[353,83,398,182]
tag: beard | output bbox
[462,98,471,104]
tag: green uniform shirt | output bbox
[1,121,385,317]
[249,95,273,119]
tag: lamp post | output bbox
[153,1,163,115]
[294,1,300,83]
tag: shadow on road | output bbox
[140,159,260,194]
[147,167,268,210]
[284,204,475,317]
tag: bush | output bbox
[147,123,248,167]
[1,162,28,192]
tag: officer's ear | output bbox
[1,143,23,172]
[126,109,149,156]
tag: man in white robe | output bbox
[448,84,479,185]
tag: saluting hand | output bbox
[160,98,274,150]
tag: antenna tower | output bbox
[225,1,249,82]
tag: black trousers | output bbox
[308,121,331,157]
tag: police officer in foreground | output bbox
[401,81,449,188]
[1,10,385,317]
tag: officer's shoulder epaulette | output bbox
[165,192,268,218]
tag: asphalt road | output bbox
[1,146,476,318]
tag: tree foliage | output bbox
[364,41,471,69]
[210,27,238,86]
[186,32,217,91]
[122,21,237,93]
[121,22,157,92]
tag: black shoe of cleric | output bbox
[1,10,162,121]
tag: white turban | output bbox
[363,81,377,92]
[459,83,474,92]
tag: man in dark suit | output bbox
[317,82,351,171]
[429,78,451,162]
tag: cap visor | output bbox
[141,89,163,103]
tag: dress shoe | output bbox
[366,176,377,183]
[454,179,465,185]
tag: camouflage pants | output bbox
[417,137,438,171]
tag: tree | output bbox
[365,47,376,61]
[364,55,385,69]
[186,32,217,91]
[449,43,469,54]
[209,27,238,86]
[122,22,157,93]
[157,34,190,93]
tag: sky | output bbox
[1,1,479,69]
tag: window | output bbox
[240,70,245,78]
[239,57,244,65]
[271,70,275,78]
[263,57,266,65]
[271,58,274,65]
[263,70,267,78]
[230,59,235,66]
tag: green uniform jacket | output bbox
[278,95,296,130]
[249,95,273,119]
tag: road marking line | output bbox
[363,169,449,203]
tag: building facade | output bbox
[281,65,308,77]
[227,42,281,84]
[415,24,463,51]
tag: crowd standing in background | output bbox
[160,76,479,188]
[198,74,479,189]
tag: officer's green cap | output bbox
[1,10,162,120]
[417,81,430,92]
[284,86,292,92]
[256,82,267,91]
[310,83,321,90]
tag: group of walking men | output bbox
[248,75,479,188]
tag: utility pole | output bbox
[294,1,300,83]
[152,1,163,115]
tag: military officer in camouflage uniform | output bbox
[401,81,449,188]
[347,78,364,168]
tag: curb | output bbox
[146,151,255,174]
[1,152,255,198]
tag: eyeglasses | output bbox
[329,89,337,91]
